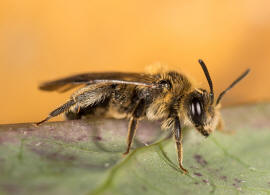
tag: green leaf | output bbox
[0,103,270,195]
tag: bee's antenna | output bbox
[198,59,214,104]
[216,69,250,105]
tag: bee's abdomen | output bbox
[65,84,144,120]
[65,97,111,120]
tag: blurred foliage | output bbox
[0,1,270,123]
[0,103,270,194]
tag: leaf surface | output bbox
[0,103,270,195]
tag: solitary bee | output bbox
[37,59,249,173]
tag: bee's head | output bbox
[185,89,218,136]
[186,59,250,137]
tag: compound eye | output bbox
[190,98,203,125]
[158,80,172,90]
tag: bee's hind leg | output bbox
[36,100,75,125]
[123,100,145,155]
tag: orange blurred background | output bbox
[0,0,270,124]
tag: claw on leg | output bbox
[176,142,188,174]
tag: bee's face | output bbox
[185,89,220,137]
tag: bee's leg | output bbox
[173,116,188,174]
[123,100,145,155]
[36,100,75,125]
[123,116,138,155]
[37,84,112,125]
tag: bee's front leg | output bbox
[173,116,188,174]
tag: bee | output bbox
[37,59,250,173]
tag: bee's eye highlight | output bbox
[190,98,203,125]
[158,80,172,90]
